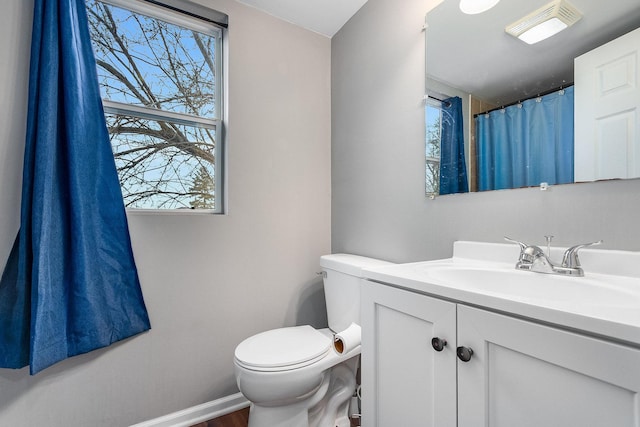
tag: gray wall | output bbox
[331,0,640,263]
[0,0,331,425]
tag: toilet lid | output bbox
[235,326,331,370]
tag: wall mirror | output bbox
[425,0,640,197]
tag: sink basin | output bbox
[425,265,640,307]
[362,241,640,346]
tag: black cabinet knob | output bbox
[431,337,447,352]
[456,346,474,362]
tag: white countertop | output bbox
[362,241,640,347]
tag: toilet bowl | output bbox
[234,327,359,427]
[233,254,392,427]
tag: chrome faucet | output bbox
[504,237,602,277]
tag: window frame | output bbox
[88,0,226,214]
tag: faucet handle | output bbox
[561,240,603,268]
[504,236,544,267]
[504,236,527,252]
[504,236,544,260]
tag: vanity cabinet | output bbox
[361,280,640,427]
[360,282,457,426]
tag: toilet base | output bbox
[247,358,358,427]
[248,403,313,427]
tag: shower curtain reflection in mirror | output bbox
[476,87,574,191]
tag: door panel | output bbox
[575,27,640,182]
[458,306,640,427]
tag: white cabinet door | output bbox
[457,305,640,427]
[574,27,640,182]
[361,281,457,427]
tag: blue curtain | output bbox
[476,86,574,191]
[439,96,469,195]
[0,0,150,375]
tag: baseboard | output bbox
[130,392,250,427]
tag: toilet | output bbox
[234,254,392,427]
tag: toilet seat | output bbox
[235,325,331,372]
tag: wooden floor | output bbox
[190,407,250,427]
[190,407,360,427]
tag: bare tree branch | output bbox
[87,0,219,208]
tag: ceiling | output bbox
[230,0,640,101]
[427,0,640,105]
[235,0,369,37]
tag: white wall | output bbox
[331,0,640,263]
[0,0,31,265]
[0,0,331,425]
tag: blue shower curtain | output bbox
[0,0,150,374]
[439,96,469,195]
[476,87,574,191]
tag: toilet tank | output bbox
[320,254,393,333]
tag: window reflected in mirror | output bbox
[425,99,442,196]
[425,95,469,197]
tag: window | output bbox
[86,0,225,211]
[425,99,442,196]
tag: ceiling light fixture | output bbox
[505,0,582,45]
[459,0,500,15]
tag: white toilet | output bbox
[234,254,392,427]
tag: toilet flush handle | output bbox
[316,271,327,278]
